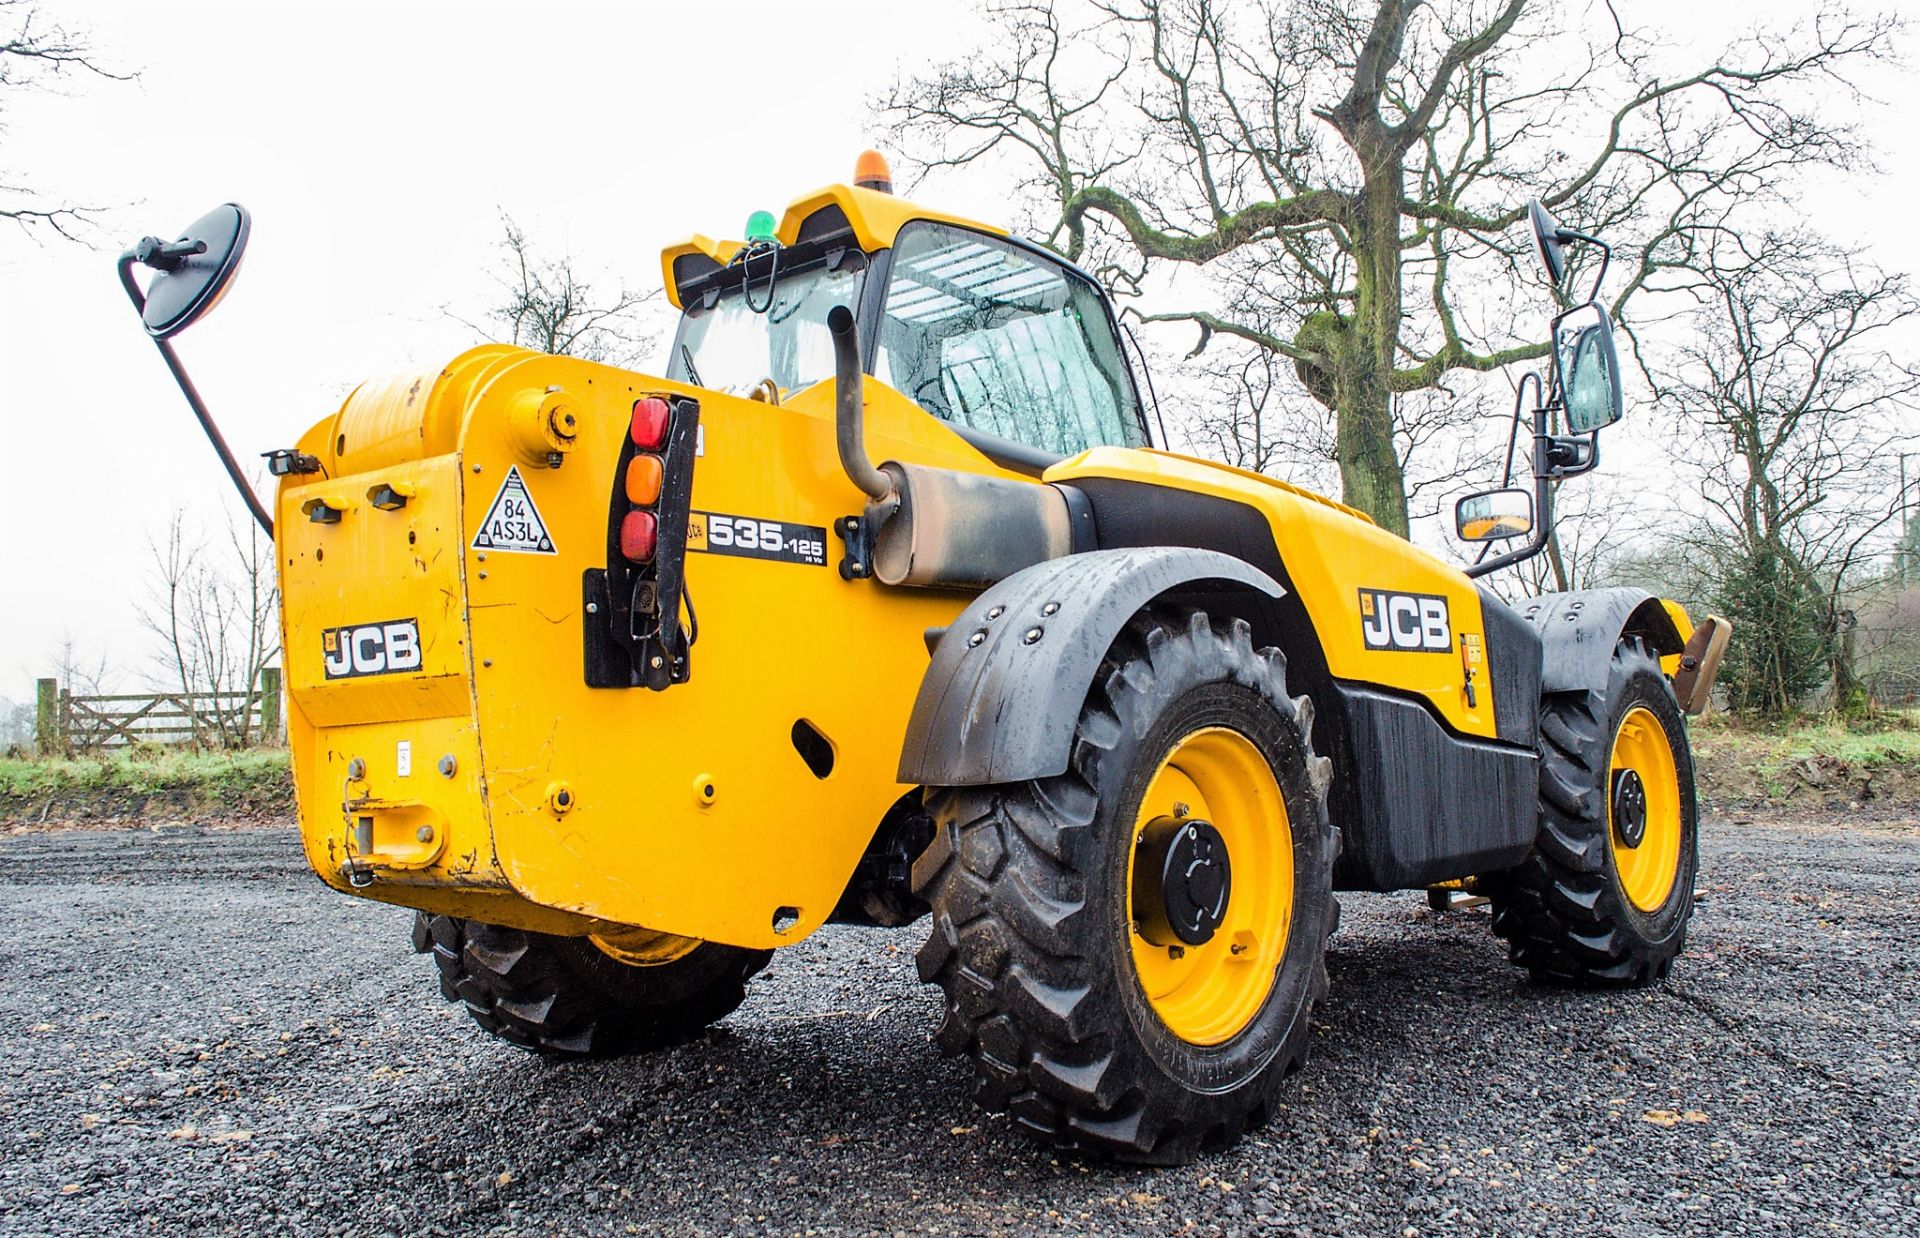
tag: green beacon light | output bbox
[745,210,778,245]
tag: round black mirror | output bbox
[136,203,250,339]
[1527,199,1567,290]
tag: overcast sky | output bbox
[1,0,1913,706]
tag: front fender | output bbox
[1519,587,1687,694]
[897,547,1285,786]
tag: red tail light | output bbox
[630,397,670,449]
[619,509,658,562]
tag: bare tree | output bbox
[1178,345,1322,474]
[1,0,129,240]
[38,632,118,752]
[454,213,659,367]
[1503,481,1649,596]
[1648,230,1920,714]
[50,632,113,697]
[883,0,1894,534]
[0,697,31,752]
[140,511,281,748]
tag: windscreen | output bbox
[875,223,1146,456]
[670,257,866,393]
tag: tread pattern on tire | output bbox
[1487,637,1697,987]
[411,914,770,1056]
[912,608,1338,1163]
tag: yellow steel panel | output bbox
[1659,598,1694,677]
[775,184,1008,253]
[279,454,471,727]
[276,347,1023,950]
[472,370,1019,948]
[275,342,1519,947]
[1046,447,1500,740]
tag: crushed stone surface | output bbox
[1,810,1914,1236]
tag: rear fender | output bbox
[1518,587,1687,695]
[897,547,1285,786]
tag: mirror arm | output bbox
[1498,372,1543,489]
[1465,400,1554,580]
[1474,370,1543,568]
[118,249,275,538]
[1557,229,1612,306]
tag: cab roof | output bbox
[660,182,1008,310]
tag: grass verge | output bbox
[1689,711,1920,810]
[1,748,293,829]
[2,711,1916,832]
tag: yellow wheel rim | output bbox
[1608,705,1683,912]
[1126,727,1292,1046]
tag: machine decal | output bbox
[1358,589,1452,652]
[322,619,423,679]
[472,465,556,554]
[687,511,827,567]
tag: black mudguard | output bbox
[1518,588,1687,694]
[897,547,1285,786]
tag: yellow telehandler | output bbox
[117,155,1727,1164]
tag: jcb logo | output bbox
[1358,590,1451,652]
[322,619,423,680]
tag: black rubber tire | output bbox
[913,609,1338,1164]
[411,913,771,1056]
[1487,637,1699,987]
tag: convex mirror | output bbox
[1528,199,1568,290]
[135,203,251,339]
[1455,487,1535,542]
[1552,302,1624,434]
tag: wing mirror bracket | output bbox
[116,204,273,536]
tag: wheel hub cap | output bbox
[1611,768,1648,849]
[1134,816,1232,946]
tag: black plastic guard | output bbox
[1517,587,1686,694]
[897,547,1285,786]
[581,569,632,688]
[1329,684,1537,890]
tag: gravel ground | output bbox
[2,806,1916,1237]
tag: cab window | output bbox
[671,254,866,393]
[875,223,1145,455]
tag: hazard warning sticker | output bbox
[472,465,556,554]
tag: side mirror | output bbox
[1552,302,1624,434]
[129,203,251,339]
[1528,200,1568,289]
[116,203,272,538]
[1455,487,1535,543]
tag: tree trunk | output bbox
[1335,165,1412,537]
